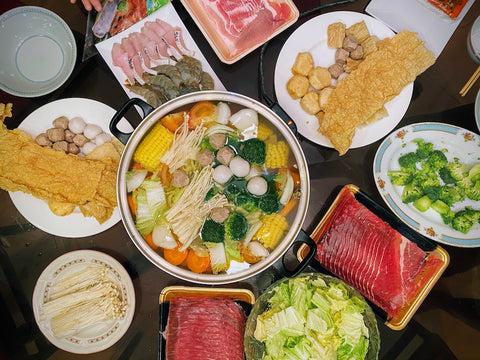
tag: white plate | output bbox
[373,122,480,247]
[475,88,480,132]
[274,11,413,149]
[95,1,225,110]
[0,6,76,97]
[366,0,475,58]
[8,98,133,238]
[32,250,135,354]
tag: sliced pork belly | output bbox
[164,297,246,360]
[316,190,444,318]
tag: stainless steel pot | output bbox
[110,91,315,284]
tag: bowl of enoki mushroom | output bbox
[110,91,316,284]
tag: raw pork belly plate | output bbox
[315,188,445,319]
[180,0,298,63]
[164,296,246,360]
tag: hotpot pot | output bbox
[110,91,316,284]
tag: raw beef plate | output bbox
[164,296,246,360]
[316,190,444,318]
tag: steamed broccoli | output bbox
[225,211,248,241]
[223,177,248,200]
[240,138,266,165]
[387,170,414,186]
[452,208,480,234]
[439,185,465,206]
[201,218,225,243]
[423,150,448,172]
[258,193,280,214]
[458,163,480,189]
[423,185,442,201]
[413,139,434,160]
[234,192,259,212]
[401,182,424,204]
[398,152,419,171]
[439,158,468,185]
[465,180,480,201]
[413,195,432,212]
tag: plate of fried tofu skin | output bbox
[275,11,436,155]
[0,98,133,237]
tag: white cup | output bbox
[467,16,480,64]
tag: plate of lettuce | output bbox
[244,272,380,360]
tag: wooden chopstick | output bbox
[459,65,480,97]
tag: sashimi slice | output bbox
[121,37,145,84]
[128,32,157,74]
[141,26,177,65]
[111,42,135,85]
[144,21,183,60]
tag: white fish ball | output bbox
[82,141,97,155]
[216,102,231,125]
[68,117,86,134]
[247,176,268,196]
[95,132,111,146]
[212,165,233,184]
[83,124,103,140]
[229,156,250,178]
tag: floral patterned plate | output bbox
[32,250,135,353]
[373,122,480,247]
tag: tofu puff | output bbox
[0,120,123,223]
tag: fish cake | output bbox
[291,52,314,76]
[300,91,320,115]
[308,67,332,90]
[286,74,310,99]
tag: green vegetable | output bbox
[398,152,419,171]
[258,193,280,214]
[387,170,414,186]
[413,195,432,212]
[451,208,480,234]
[241,138,266,165]
[401,183,424,204]
[466,180,480,201]
[134,176,167,236]
[253,276,372,360]
[205,242,227,274]
[201,218,225,243]
[413,138,434,160]
[225,211,248,241]
[126,169,148,192]
[423,149,448,172]
[439,185,465,206]
[439,158,467,184]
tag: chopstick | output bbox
[459,65,480,97]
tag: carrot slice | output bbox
[186,250,210,273]
[161,111,186,133]
[127,194,136,215]
[188,101,216,129]
[280,197,297,217]
[145,232,158,250]
[164,246,188,266]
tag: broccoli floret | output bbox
[423,185,442,201]
[225,211,248,241]
[441,211,456,225]
[387,170,414,186]
[401,183,424,204]
[451,208,480,234]
[223,177,248,201]
[458,163,480,189]
[258,193,280,214]
[413,195,432,212]
[439,185,465,206]
[240,138,266,165]
[439,158,468,185]
[431,199,450,215]
[413,139,434,160]
[205,185,220,201]
[234,193,258,212]
[466,180,480,201]
[201,218,225,243]
[398,152,419,171]
[423,150,448,172]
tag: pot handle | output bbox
[109,98,154,144]
[278,229,316,278]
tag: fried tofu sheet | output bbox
[319,30,436,155]
[0,120,121,224]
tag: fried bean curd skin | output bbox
[346,20,370,43]
[327,22,346,48]
[308,67,332,90]
[286,74,310,99]
[291,52,314,76]
[48,200,76,216]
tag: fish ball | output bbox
[68,117,86,134]
[83,124,103,140]
[95,132,111,146]
[229,156,250,178]
[82,141,97,155]
[216,102,231,124]
[212,165,233,184]
[229,109,258,131]
[247,176,268,196]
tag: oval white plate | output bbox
[0,6,76,97]
[373,122,480,247]
[275,11,413,148]
[475,88,480,133]
[32,250,135,354]
[8,98,133,238]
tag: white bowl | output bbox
[0,6,76,97]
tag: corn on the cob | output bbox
[265,141,289,168]
[256,122,273,141]
[133,123,174,172]
[253,213,288,249]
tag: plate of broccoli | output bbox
[373,122,480,247]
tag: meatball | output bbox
[210,207,230,223]
[73,133,89,147]
[35,133,52,147]
[216,146,235,165]
[208,133,226,150]
[196,149,215,166]
[328,63,344,79]
[52,141,68,153]
[52,116,69,130]
[171,169,190,188]
[46,127,65,142]
[350,44,364,60]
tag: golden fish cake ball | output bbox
[291,52,314,76]
[286,74,310,99]
[300,91,320,115]
[308,66,332,90]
